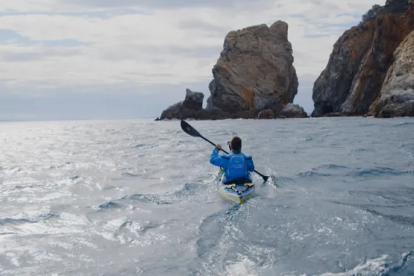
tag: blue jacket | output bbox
[210,148,255,182]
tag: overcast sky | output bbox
[0,0,380,121]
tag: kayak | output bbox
[218,168,255,204]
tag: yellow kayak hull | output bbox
[218,168,255,204]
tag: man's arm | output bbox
[210,145,228,168]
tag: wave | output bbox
[121,220,159,234]
[353,167,414,177]
[0,212,56,226]
[366,209,414,226]
[98,182,210,210]
[357,123,377,127]
[259,175,294,189]
[297,165,413,179]
[319,252,412,276]
[331,187,414,216]
[134,144,146,148]
[121,172,141,177]
[134,182,210,204]
[297,171,334,178]
[98,201,122,209]
[320,164,350,170]
[164,182,207,200]
[0,232,15,236]
[393,122,414,127]
[2,167,22,175]
[127,193,172,205]
[107,218,159,233]
[330,200,414,211]
[297,164,351,178]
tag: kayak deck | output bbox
[219,183,255,204]
[218,168,255,204]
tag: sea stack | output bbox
[158,20,307,120]
[206,20,302,118]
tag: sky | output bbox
[0,0,380,121]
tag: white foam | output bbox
[226,255,258,276]
[6,252,20,267]
[320,255,389,276]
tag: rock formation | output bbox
[158,20,307,120]
[280,104,308,118]
[374,29,414,117]
[312,0,414,117]
[257,109,275,119]
[206,20,299,117]
[159,89,209,120]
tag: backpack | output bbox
[226,153,247,181]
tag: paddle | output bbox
[180,120,269,182]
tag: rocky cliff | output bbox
[374,29,414,117]
[312,0,414,117]
[158,20,306,120]
[206,20,299,117]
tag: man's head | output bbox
[229,136,242,152]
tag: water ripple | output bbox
[1,118,414,275]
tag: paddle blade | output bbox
[181,120,201,137]
[254,169,269,182]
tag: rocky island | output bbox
[158,21,307,120]
[312,0,414,118]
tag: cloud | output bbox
[177,18,230,34]
[57,0,273,10]
[0,0,380,119]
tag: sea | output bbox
[1,117,414,276]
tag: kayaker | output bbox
[210,136,255,183]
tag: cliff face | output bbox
[374,29,414,117]
[312,1,414,117]
[207,21,299,117]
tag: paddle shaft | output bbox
[199,135,229,154]
[199,134,268,180]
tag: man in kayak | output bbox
[210,136,255,184]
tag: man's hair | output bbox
[230,136,242,151]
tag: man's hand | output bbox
[216,144,222,150]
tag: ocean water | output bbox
[1,117,414,276]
